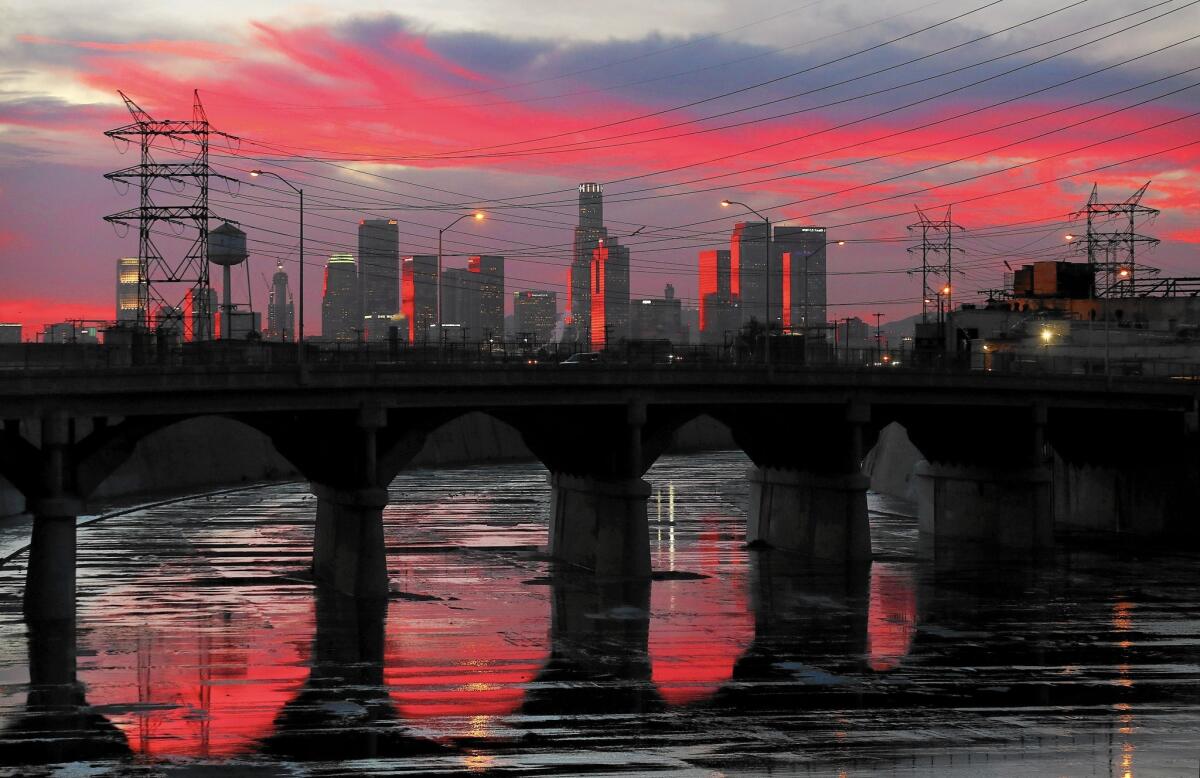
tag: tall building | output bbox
[358,219,400,321]
[512,290,557,344]
[631,283,685,343]
[441,267,479,337]
[590,239,630,349]
[569,183,608,345]
[468,255,504,341]
[773,226,828,334]
[402,254,438,343]
[266,262,294,342]
[0,324,21,344]
[116,256,145,324]
[730,222,773,327]
[698,248,742,343]
[184,287,216,342]
[321,253,360,342]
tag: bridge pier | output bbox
[548,474,651,577]
[747,468,870,562]
[914,463,1053,557]
[311,485,390,599]
[24,499,81,622]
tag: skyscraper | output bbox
[468,255,504,341]
[402,254,438,343]
[184,286,216,342]
[441,267,479,337]
[512,290,556,344]
[266,261,295,342]
[321,253,360,342]
[569,183,608,345]
[773,226,828,334]
[731,221,773,327]
[590,239,629,349]
[358,219,400,321]
[116,256,145,324]
[698,248,741,343]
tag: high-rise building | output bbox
[731,221,773,328]
[512,290,557,344]
[773,226,828,334]
[321,253,360,342]
[116,256,145,324]
[402,255,438,343]
[631,283,685,343]
[0,324,21,344]
[569,183,608,345]
[441,267,480,337]
[468,255,504,341]
[590,239,630,349]
[184,286,216,342]
[358,219,400,321]
[698,248,742,343]
[266,262,294,342]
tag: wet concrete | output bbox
[0,451,1198,775]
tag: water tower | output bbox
[208,222,247,340]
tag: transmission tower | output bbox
[1071,182,1160,297]
[907,205,965,322]
[103,90,237,340]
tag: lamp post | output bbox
[249,170,304,365]
[437,212,485,330]
[721,199,772,366]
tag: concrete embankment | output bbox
[0,413,738,519]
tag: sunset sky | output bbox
[2,0,1198,336]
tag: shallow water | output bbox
[0,450,1198,775]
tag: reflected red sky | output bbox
[866,562,917,672]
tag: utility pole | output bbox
[874,312,884,363]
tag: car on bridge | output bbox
[560,352,603,365]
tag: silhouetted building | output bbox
[116,256,145,325]
[698,248,741,343]
[513,290,557,345]
[402,255,437,343]
[774,226,828,333]
[731,221,773,326]
[322,253,360,342]
[569,183,608,345]
[836,316,871,350]
[219,306,261,340]
[469,255,504,340]
[266,262,294,342]
[359,219,400,323]
[590,239,629,349]
[441,267,479,338]
[631,284,685,343]
[0,323,20,344]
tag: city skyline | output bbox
[3,1,1198,335]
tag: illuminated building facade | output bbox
[569,183,608,345]
[468,255,504,340]
[183,287,216,342]
[321,253,360,342]
[773,226,828,334]
[730,221,772,326]
[698,248,741,343]
[266,262,294,342]
[358,219,400,323]
[512,290,557,344]
[590,240,630,349]
[402,254,438,343]
[116,256,145,324]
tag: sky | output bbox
[1,0,1199,337]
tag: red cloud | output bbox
[17,34,233,61]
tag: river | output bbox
[0,450,1198,775]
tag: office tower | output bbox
[836,316,871,350]
[512,290,557,344]
[321,253,360,342]
[0,324,21,344]
[569,183,608,344]
[266,262,294,342]
[468,255,504,341]
[116,256,145,324]
[731,221,774,328]
[402,254,438,343]
[441,267,480,337]
[590,239,630,349]
[184,286,216,342]
[773,226,828,334]
[359,219,400,321]
[630,283,685,343]
[698,248,743,343]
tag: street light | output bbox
[437,211,485,330]
[721,199,772,366]
[249,169,304,364]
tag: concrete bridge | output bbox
[2,363,1198,620]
